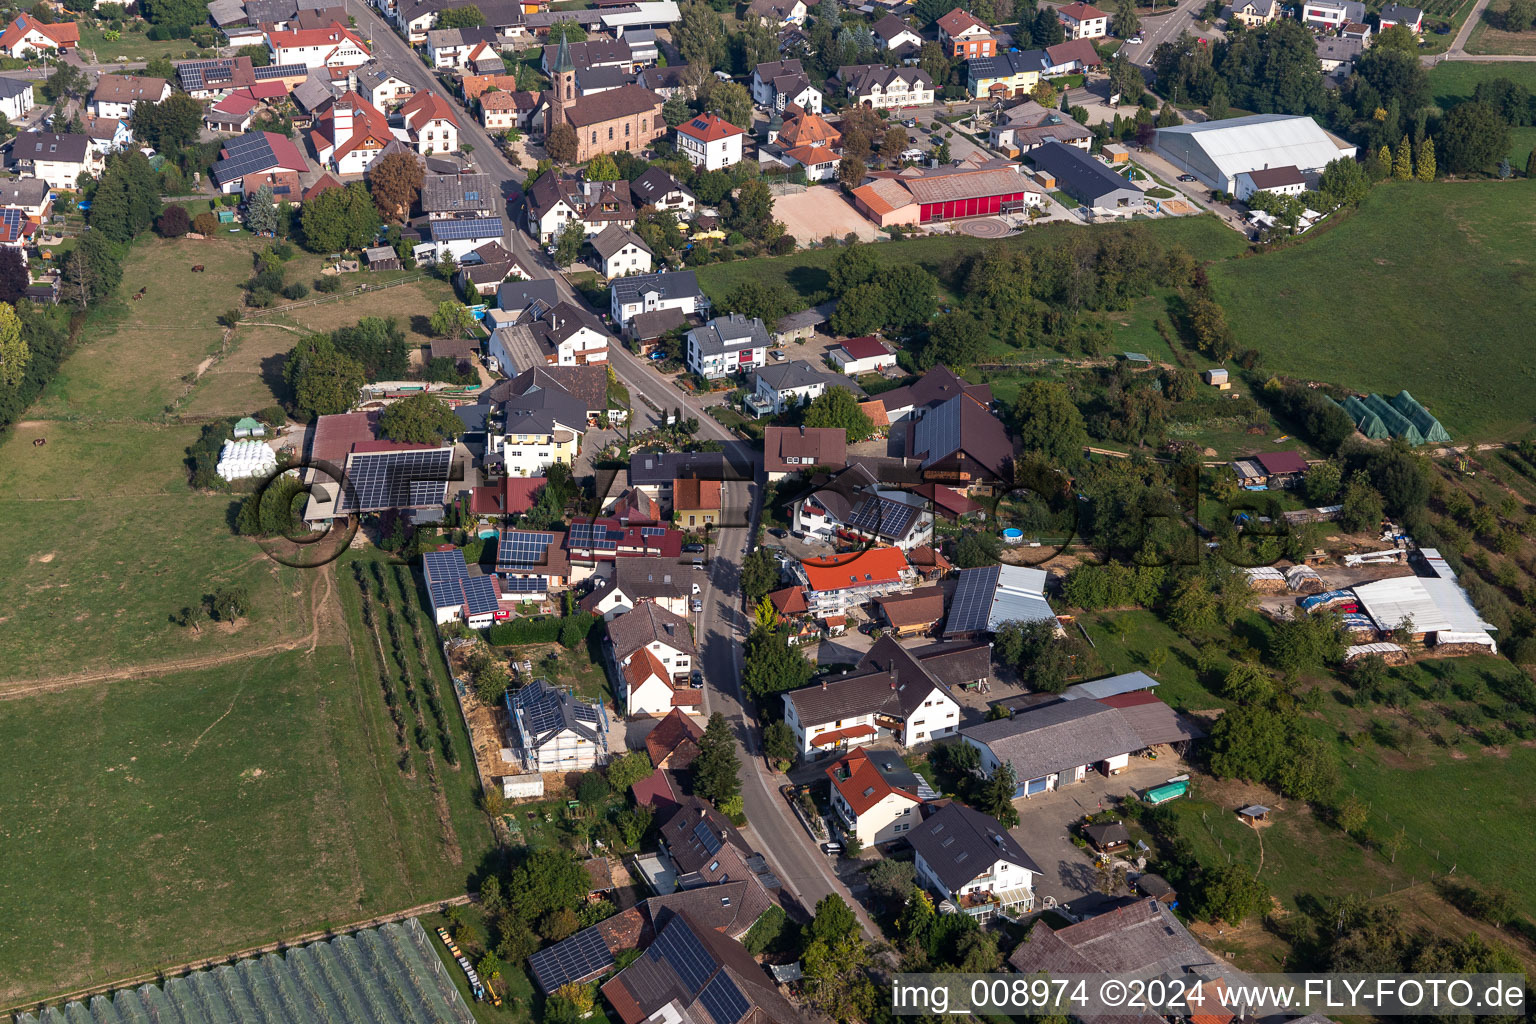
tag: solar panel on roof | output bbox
[691,819,723,855]
[462,575,499,616]
[430,218,503,241]
[913,396,962,467]
[847,495,917,540]
[528,927,614,993]
[946,563,1001,635]
[498,530,555,565]
[699,974,751,1024]
[423,549,470,611]
[640,526,667,537]
[502,576,545,593]
[254,63,307,79]
[513,684,563,735]
[337,448,452,512]
[653,920,715,993]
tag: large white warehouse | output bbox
[1151,114,1357,193]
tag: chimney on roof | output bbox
[698,806,707,819]
[719,828,728,841]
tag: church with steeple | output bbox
[538,32,666,162]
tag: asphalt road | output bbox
[349,0,880,934]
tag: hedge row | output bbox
[485,612,598,648]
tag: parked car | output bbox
[691,598,703,613]
[1178,174,1197,182]
[690,670,703,688]
[820,842,842,855]
[691,582,702,595]
[1128,34,1143,43]
[682,542,705,553]
[901,117,917,128]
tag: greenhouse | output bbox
[17,919,475,1024]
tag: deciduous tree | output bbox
[284,335,365,417]
[429,300,476,340]
[1013,381,1087,469]
[300,182,381,253]
[544,122,578,163]
[803,385,875,441]
[0,248,28,304]
[379,392,464,444]
[0,302,26,388]
[707,81,752,130]
[1436,101,1508,174]
[369,151,424,221]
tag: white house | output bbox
[1378,2,1424,32]
[1054,1,1109,39]
[11,131,100,189]
[961,698,1148,799]
[590,224,653,278]
[791,465,933,551]
[351,61,415,109]
[782,636,959,757]
[752,360,843,414]
[609,270,706,328]
[871,14,924,54]
[751,59,822,113]
[674,112,745,170]
[1234,164,1308,201]
[1301,0,1366,29]
[0,78,32,121]
[608,602,696,702]
[829,335,897,375]
[267,22,370,72]
[0,14,78,59]
[88,74,169,120]
[508,678,610,771]
[311,92,398,175]
[420,216,506,261]
[837,65,935,109]
[629,167,695,218]
[826,747,926,847]
[399,90,459,154]
[747,0,808,27]
[687,313,769,379]
[580,556,691,621]
[908,802,1038,919]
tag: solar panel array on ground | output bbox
[16,919,475,1024]
[337,448,453,512]
[945,563,1001,635]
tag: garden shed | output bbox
[363,245,400,271]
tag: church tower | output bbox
[550,32,576,125]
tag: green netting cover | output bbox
[1361,393,1425,445]
[1390,390,1451,443]
[1338,395,1390,440]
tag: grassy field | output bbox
[1427,62,1536,169]
[1210,180,1536,442]
[1465,0,1536,54]
[75,24,207,62]
[0,635,489,1008]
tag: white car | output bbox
[692,582,703,595]
[1129,34,1144,43]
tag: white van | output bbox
[900,148,926,163]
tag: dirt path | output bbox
[0,568,334,700]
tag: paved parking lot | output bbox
[1008,756,1187,912]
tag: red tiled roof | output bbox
[673,477,721,511]
[472,478,546,518]
[632,766,679,808]
[248,80,290,99]
[801,547,909,592]
[309,411,377,466]
[908,544,952,571]
[645,708,704,765]
[937,7,991,35]
[913,482,982,516]
[401,89,459,130]
[301,173,345,201]
[1256,450,1308,475]
[838,335,892,360]
[624,646,670,692]
[349,439,441,454]
[811,723,877,746]
[827,747,922,814]
[1097,691,1164,709]
[0,16,79,52]
[267,22,368,53]
[860,400,890,427]
[671,688,704,706]
[1056,1,1109,20]
[767,585,808,617]
[676,112,743,142]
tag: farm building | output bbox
[422,547,507,627]
[943,563,1055,638]
[1028,141,1143,213]
[1349,575,1496,650]
[851,162,1044,226]
[1151,114,1356,194]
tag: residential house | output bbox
[0,206,39,256]
[686,313,769,379]
[796,546,918,618]
[747,0,808,26]
[1316,35,1363,71]
[871,13,923,57]
[909,802,1039,919]
[673,477,722,531]
[772,104,842,181]
[462,70,520,101]
[751,59,822,112]
[492,278,561,328]
[591,224,654,278]
[266,21,370,74]
[1009,896,1226,983]
[574,65,632,96]
[874,588,946,636]
[646,707,705,767]
[12,131,100,189]
[541,37,634,73]
[1343,19,1374,40]
[423,171,496,219]
[1043,37,1104,74]
[1379,2,1423,31]
[495,526,574,591]
[310,92,396,174]
[941,563,1056,638]
[1301,0,1366,29]
[629,450,738,497]
[762,425,848,482]
[936,7,997,58]
[1234,164,1307,200]
[752,360,851,415]
[628,167,695,217]
[399,90,459,154]
[1029,139,1143,212]
[88,75,170,120]
[566,517,686,568]
[829,335,896,375]
[425,25,498,68]
[0,14,78,58]
[792,463,934,550]
[480,88,538,130]
[878,364,992,422]
[1055,1,1109,39]
[620,644,702,716]
[966,49,1047,98]
[1230,0,1280,26]
[176,56,309,100]
[600,909,799,1024]
[907,391,1017,490]
[608,601,695,687]
[782,634,959,756]
[351,61,415,108]
[675,112,745,170]
[422,216,505,261]
[989,100,1091,156]
[581,555,692,620]
[838,64,934,108]
[610,270,706,328]
[526,169,637,243]
[826,747,926,847]
[82,116,132,156]
[0,178,51,220]
[0,78,33,121]
[486,364,590,475]
[422,547,507,627]
[913,482,984,524]
[507,677,609,771]
[205,90,260,133]
[621,26,659,63]
[489,301,611,370]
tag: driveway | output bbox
[1008,756,1188,913]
